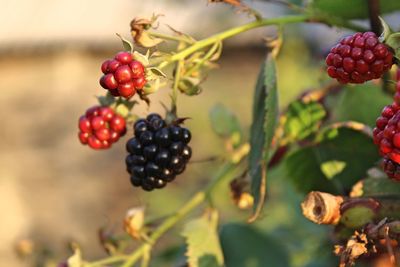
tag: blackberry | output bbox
[125,114,192,191]
[325,32,393,84]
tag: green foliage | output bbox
[308,0,400,19]
[329,84,392,127]
[249,55,279,220]
[284,100,326,141]
[182,209,224,267]
[210,103,242,147]
[220,223,290,267]
[357,177,400,197]
[285,125,380,194]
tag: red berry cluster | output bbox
[99,51,147,98]
[326,32,393,84]
[78,106,126,150]
[373,70,400,181]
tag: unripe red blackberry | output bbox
[326,32,393,84]
[373,103,400,162]
[125,114,192,191]
[78,106,126,150]
[99,51,147,99]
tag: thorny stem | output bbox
[118,162,237,267]
[86,255,128,267]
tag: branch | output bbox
[85,162,238,267]
[302,191,400,229]
[368,0,381,35]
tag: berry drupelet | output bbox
[125,114,192,191]
[99,51,147,99]
[78,106,126,149]
[382,157,400,182]
[326,32,393,84]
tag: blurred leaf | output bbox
[147,67,167,78]
[182,209,224,267]
[220,223,290,267]
[67,246,82,267]
[209,103,242,144]
[97,92,116,107]
[249,54,278,221]
[285,123,379,194]
[178,77,202,95]
[284,100,326,141]
[308,0,400,19]
[133,51,149,66]
[116,33,133,53]
[199,255,221,267]
[320,160,346,179]
[353,177,400,197]
[329,83,392,127]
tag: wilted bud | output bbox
[14,239,34,258]
[236,192,254,210]
[230,176,253,210]
[124,206,145,240]
[130,15,163,47]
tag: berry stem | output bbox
[85,255,128,267]
[171,60,184,115]
[148,31,195,44]
[118,162,238,267]
[154,14,365,69]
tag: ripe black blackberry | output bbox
[125,113,192,191]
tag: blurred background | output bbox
[1,0,400,266]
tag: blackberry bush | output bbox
[61,2,400,267]
[125,114,192,191]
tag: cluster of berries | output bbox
[326,32,393,84]
[125,114,192,191]
[100,51,147,98]
[78,106,126,149]
[373,70,400,181]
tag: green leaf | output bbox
[284,100,326,141]
[147,67,167,78]
[209,103,242,146]
[132,51,149,66]
[182,209,224,267]
[248,54,278,221]
[116,33,134,53]
[309,0,400,19]
[285,123,380,194]
[97,91,116,107]
[220,223,290,267]
[355,177,400,197]
[329,83,392,127]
